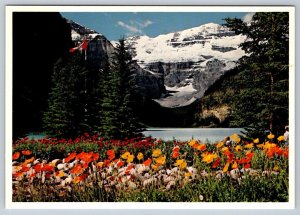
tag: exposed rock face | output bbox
[68,20,165,99]
[125,23,246,108]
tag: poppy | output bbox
[70,164,83,174]
[267,133,275,139]
[24,156,35,164]
[244,163,251,169]
[201,153,218,164]
[152,149,162,157]
[174,159,187,170]
[125,164,135,175]
[232,161,238,169]
[137,152,144,161]
[34,163,42,173]
[143,158,152,166]
[211,158,221,169]
[12,152,20,160]
[107,149,115,161]
[223,162,230,173]
[42,164,54,172]
[64,152,76,163]
[21,150,31,156]
[253,138,259,144]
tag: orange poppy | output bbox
[21,150,31,156]
[64,152,76,163]
[125,164,135,175]
[24,156,35,164]
[223,162,230,173]
[143,158,152,166]
[12,152,20,160]
[70,164,83,174]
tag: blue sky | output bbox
[60,12,250,41]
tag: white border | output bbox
[5,5,296,210]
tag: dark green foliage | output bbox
[197,12,289,136]
[43,53,89,137]
[13,12,72,139]
[99,39,144,139]
[223,12,289,136]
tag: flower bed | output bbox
[12,133,289,202]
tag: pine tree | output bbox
[224,12,289,136]
[99,39,144,139]
[43,52,89,137]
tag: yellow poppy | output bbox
[235,145,243,152]
[185,172,191,178]
[121,151,130,159]
[232,161,238,169]
[174,159,187,170]
[154,155,166,165]
[201,153,218,164]
[137,152,144,161]
[230,134,241,143]
[267,133,275,139]
[188,139,197,147]
[216,141,224,148]
[253,138,259,144]
[222,147,229,152]
[277,136,285,142]
[127,154,134,163]
[245,143,253,149]
[152,149,162,157]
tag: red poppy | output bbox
[12,152,20,160]
[244,163,251,169]
[211,158,221,169]
[92,153,100,162]
[21,164,29,172]
[34,163,42,173]
[117,160,125,167]
[107,149,115,161]
[42,164,54,172]
[21,150,32,156]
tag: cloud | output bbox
[243,13,255,23]
[117,21,142,34]
[117,19,153,35]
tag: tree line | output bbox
[197,12,289,138]
[43,39,144,139]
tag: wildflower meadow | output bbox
[12,133,289,202]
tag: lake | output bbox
[143,128,244,143]
[27,128,244,143]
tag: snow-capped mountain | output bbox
[125,23,246,107]
[69,20,246,108]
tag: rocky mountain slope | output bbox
[68,20,165,99]
[125,23,246,107]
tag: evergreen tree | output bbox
[224,12,289,136]
[99,39,144,139]
[43,52,89,137]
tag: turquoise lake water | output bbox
[27,128,244,143]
